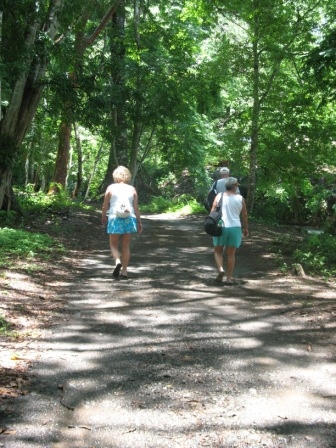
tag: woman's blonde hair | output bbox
[113,166,131,183]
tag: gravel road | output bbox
[1,214,336,448]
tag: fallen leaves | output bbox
[10,353,26,361]
[0,245,74,411]
[0,367,30,399]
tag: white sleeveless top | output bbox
[219,193,242,227]
[108,183,136,218]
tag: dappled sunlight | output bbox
[4,216,336,447]
[229,337,264,349]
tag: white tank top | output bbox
[220,193,242,227]
[108,183,135,218]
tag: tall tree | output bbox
[100,2,127,191]
[201,0,325,212]
[0,0,64,211]
[48,0,122,194]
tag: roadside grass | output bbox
[0,314,12,336]
[273,230,336,281]
[293,233,336,280]
[0,187,95,271]
[0,189,79,340]
[0,227,65,270]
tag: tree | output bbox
[198,0,326,212]
[306,26,336,102]
[100,0,215,191]
[0,0,64,211]
[48,0,122,194]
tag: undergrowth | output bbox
[0,227,64,269]
[0,314,12,336]
[141,194,205,215]
[0,187,77,269]
[274,230,336,280]
[293,233,336,280]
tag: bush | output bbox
[0,227,64,268]
[0,210,18,227]
[0,314,11,336]
[16,184,72,214]
[141,195,205,215]
[294,232,336,279]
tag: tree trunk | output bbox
[0,167,21,213]
[128,0,143,184]
[129,116,142,184]
[49,122,71,194]
[101,5,127,192]
[51,0,123,196]
[246,14,260,214]
[84,140,105,200]
[72,123,83,198]
[0,0,64,211]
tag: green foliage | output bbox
[252,189,291,225]
[251,184,336,228]
[3,0,336,230]
[305,27,336,102]
[294,233,336,279]
[0,227,63,266]
[0,211,19,227]
[0,314,12,336]
[305,189,329,221]
[17,184,72,213]
[15,185,94,217]
[0,189,69,269]
[141,194,205,215]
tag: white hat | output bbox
[219,167,230,174]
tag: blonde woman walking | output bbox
[102,166,143,279]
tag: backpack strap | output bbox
[216,192,223,209]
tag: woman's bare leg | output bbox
[120,233,132,276]
[214,245,225,281]
[109,234,121,265]
[226,246,237,283]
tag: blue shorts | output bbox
[107,217,138,234]
[213,227,242,248]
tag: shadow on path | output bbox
[1,215,336,448]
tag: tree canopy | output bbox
[0,0,335,228]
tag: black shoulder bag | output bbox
[204,193,224,236]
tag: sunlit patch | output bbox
[237,321,273,332]
[230,337,263,349]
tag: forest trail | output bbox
[1,213,336,448]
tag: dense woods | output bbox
[1,0,336,230]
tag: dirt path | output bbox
[1,213,336,448]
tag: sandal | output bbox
[215,272,225,283]
[223,280,238,286]
[112,263,122,278]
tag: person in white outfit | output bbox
[102,166,143,279]
[210,177,248,285]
